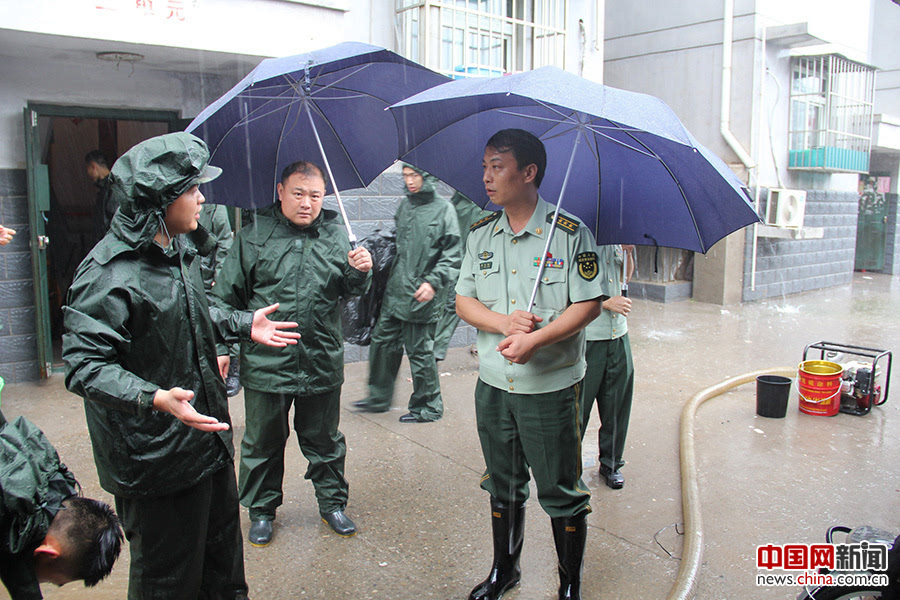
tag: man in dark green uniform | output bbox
[355,164,460,422]
[433,191,488,361]
[213,161,372,546]
[0,410,122,599]
[64,132,301,599]
[581,244,635,489]
[456,129,604,600]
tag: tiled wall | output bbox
[743,190,858,302]
[0,169,39,382]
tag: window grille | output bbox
[788,54,876,173]
[396,0,567,78]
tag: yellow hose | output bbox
[666,366,796,600]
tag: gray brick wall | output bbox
[743,190,858,302]
[0,169,39,382]
[884,193,900,276]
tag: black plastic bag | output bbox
[341,226,396,346]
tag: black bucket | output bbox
[756,375,792,418]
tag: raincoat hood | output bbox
[401,162,438,199]
[108,132,221,252]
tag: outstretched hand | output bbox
[0,225,15,246]
[250,303,301,347]
[153,387,230,432]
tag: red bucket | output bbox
[798,360,843,416]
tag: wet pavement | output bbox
[2,271,898,600]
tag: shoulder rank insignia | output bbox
[470,211,501,231]
[576,251,599,281]
[547,212,580,235]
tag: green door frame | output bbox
[23,103,180,378]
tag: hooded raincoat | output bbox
[381,167,461,323]
[0,414,78,600]
[63,133,250,499]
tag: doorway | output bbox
[25,104,180,376]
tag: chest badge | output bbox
[478,251,494,260]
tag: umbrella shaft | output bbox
[305,105,357,244]
[527,130,583,312]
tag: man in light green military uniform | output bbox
[456,129,604,600]
[355,164,460,422]
[580,244,635,489]
[433,191,488,361]
[213,161,372,546]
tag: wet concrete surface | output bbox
[1,271,898,599]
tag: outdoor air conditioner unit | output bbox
[765,188,806,228]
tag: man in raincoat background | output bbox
[355,164,461,423]
[213,161,372,546]
[433,191,488,361]
[63,132,301,599]
[0,409,122,599]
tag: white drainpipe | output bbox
[721,0,759,293]
[721,0,755,169]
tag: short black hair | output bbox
[280,161,329,190]
[84,151,109,168]
[485,129,547,188]
[49,497,123,587]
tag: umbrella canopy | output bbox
[186,42,448,210]
[389,66,760,253]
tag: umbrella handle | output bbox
[305,105,357,246]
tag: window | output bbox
[788,54,876,173]
[396,0,567,78]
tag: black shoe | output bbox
[248,519,273,547]
[599,464,624,489]
[399,412,432,423]
[321,510,357,537]
[225,357,242,397]
[468,498,526,600]
[551,513,587,600]
[352,399,389,413]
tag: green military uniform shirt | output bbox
[456,198,604,394]
[585,245,628,341]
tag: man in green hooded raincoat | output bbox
[433,191,489,361]
[354,164,461,423]
[63,132,301,600]
[213,161,372,546]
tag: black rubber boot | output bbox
[551,512,588,600]
[468,498,526,600]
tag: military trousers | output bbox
[366,314,443,420]
[238,387,348,520]
[475,379,591,518]
[432,296,459,361]
[115,463,248,600]
[580,335,634,470]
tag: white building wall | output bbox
[603,0,874,194]
[870,0,900,115]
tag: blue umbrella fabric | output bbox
[186,42,448,210]
[389,66,760,253]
